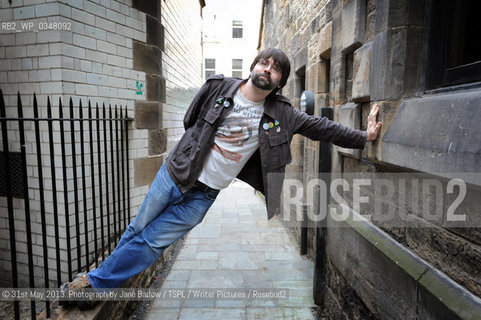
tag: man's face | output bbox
[251,57,282,91]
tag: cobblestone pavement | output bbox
[145,180,315,320]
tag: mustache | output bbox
[257,72,271,80]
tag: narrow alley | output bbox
[144,180,316,320]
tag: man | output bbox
[61,48,381,303]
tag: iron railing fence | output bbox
[0,90,132,319]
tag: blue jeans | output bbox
[87,164,219,289]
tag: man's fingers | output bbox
[369,103,379,117]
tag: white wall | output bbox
[202,0,263,80]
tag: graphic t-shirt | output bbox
[197,89,264,190]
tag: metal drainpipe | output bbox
[313,107,333,306]
[300,204,308,255]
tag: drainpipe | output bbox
[313,107,333,305]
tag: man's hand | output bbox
[367,103,382,141]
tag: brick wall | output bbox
[0,0,204,288]
[160,0,203,152]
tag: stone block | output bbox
[382,91,481,187]
[370,28,406,101]
[293,47,308,72]
[375,0,426,34]
[314,93,329,111]
[146,15,164,51]
[306,59,329,96]
[318,21,332,59]
[134,155,162,187]
[330,6,342,59]
[334,103,361,159]
[148,129,167,156]
[146,74,166,103]
[134,101,162,129]
[133,0,161,19]
[341,0,366,53]
[352,42,371,102]
[133,40,162,75]
[317,60,330,94]
[329,56,344,105]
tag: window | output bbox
[205,58,215,80]
[232,20,243,38]
[426,0,481,89]
[232,59,242,78]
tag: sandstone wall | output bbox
[261,0,481,318]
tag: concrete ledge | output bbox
[333,204,481,320]
[382,90,481,186]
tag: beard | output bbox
[251,70,280,91]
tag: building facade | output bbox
[202,0,262,81]
[260,0,481,318]
[0,0,205,288]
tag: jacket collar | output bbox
[223,78,277,119]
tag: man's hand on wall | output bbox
[367,103,382,141]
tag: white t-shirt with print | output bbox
[197,89,264,190]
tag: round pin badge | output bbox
[262,123,270,131]
[276,127,281,133]
[268,122,274,128]
[223,101,231,107]
[274,120,279,126]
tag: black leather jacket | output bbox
[165,75,367,219]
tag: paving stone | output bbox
[214,299,246,308]
[194,251,218,260]
[188,270,244,288]
[247,307,315,319]
[178,308,246,320]
[151,298,181,309]
[265,251,301,260]
[272,280,313,290]
[145,308,180,320]
[166,270,191,281]
[241,270,273,287]
[261,232,293,245]
[196,238,243,252]
[161,280,188,289]
[188,226,221,238]
[172,260,218,270]
[240,232,263,245]
[218,252,265,270]
[176,245,197,260]
[182,299,215,308]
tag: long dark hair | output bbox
[250,47,291,94]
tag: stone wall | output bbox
[0,0,204,288]
[261,0,481,319]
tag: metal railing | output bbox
[0,90,132,319]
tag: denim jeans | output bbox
[87,164,219,289]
